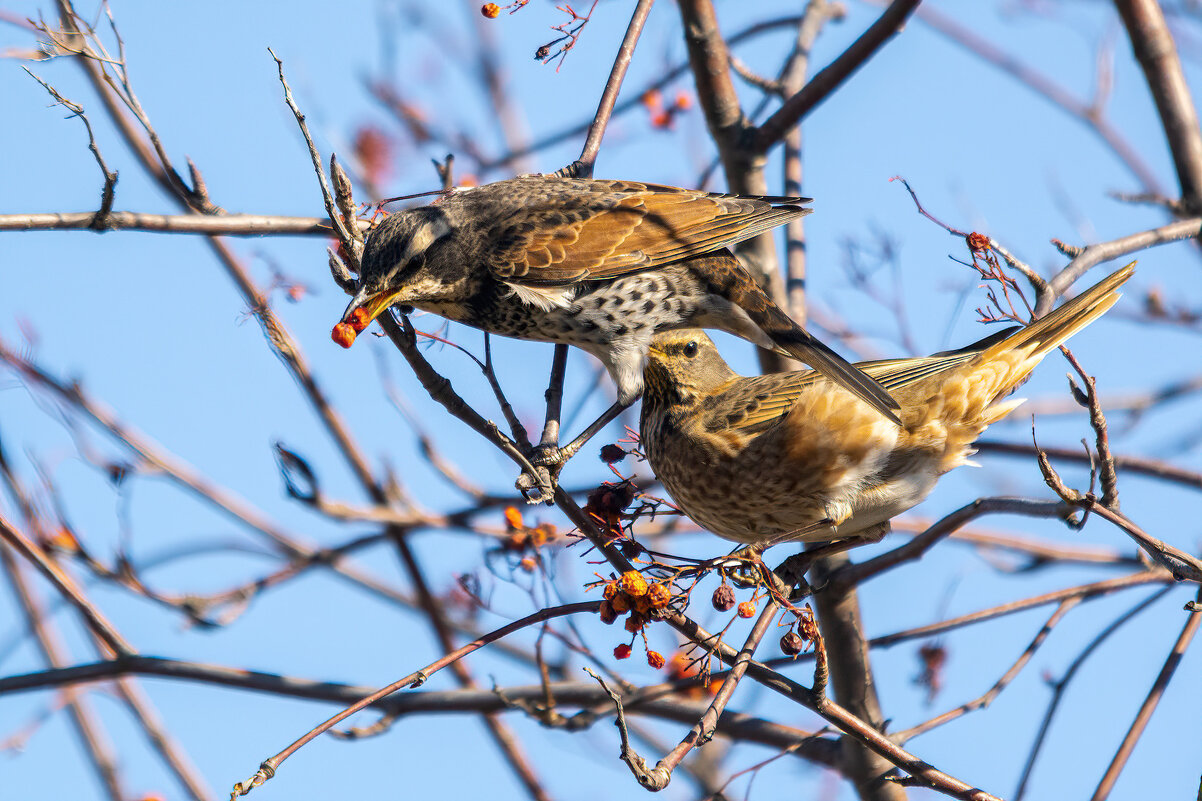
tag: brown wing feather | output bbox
[485,181,811,286]
[700,348,989,436]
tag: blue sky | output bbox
[2,2,1200,800]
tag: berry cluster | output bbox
[331,307,371,349]
[599,570,674,668]
[640,88,692,130]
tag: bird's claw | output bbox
[515,467,556,505]
[513,444,573,505]
[530,445,566,468]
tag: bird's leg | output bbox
[530,400,629,468]
[724,544,766,588]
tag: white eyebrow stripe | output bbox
[401,215,452,264]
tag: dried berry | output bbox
[737,601,756,619]
[646,583,671,609]
[646,650,666,670]
[632,595,652,615]
[610,592,632,614]
[331,322,357,348]
[619,570,648,597]
[712,584,735,612]
[481,3,500,18]
[614,643,632,660]
[780,631,804,656]
[602,580,619,601]
[624,613,646,633]
[966,232,990,253]
[599,599,618,625]
[599,444,626,463]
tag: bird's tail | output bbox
[979,262,1134,367]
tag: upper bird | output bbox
[334,176,900,425]
[640,264,1133,546]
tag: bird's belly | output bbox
[650,425,940,545]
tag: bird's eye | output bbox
[683,341,699,358]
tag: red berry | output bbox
[646,650,666,670]
[614,643,632,660]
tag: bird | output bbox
[333,177,901,465]
[639,263,1133,546]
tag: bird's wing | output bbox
[697,331,1016,436]
[481,181,811,286]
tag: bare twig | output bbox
[559,0,655,178]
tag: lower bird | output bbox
[333,177,900,474]
[639,264,1133,546]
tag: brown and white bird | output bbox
[334,177,900,435]
[639,264,1133,545]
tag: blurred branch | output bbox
[1090,587,1201,800]
[753,0,920,153]
[1114,0,1202,212]
[0,547,126,801]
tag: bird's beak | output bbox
[331,285,407,348]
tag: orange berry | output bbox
[503,505,524,530]
[646,650,666,670]
[331,322,357,348]
[610,592,632,614]
[736,601,756,619]
[349,307,372,332]
[641,88,662,109]
[614,643,632,660]
[646,583,671,609]
[619,570,648,597]
[674,90,692,110]
[481,3,500,18]
[518,556,537,572]
[602,580,619,601]
[633,595,652,615]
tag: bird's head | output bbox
[643,330,737,408]
[332,207,453,347]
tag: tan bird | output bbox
[639,264,1133,545]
